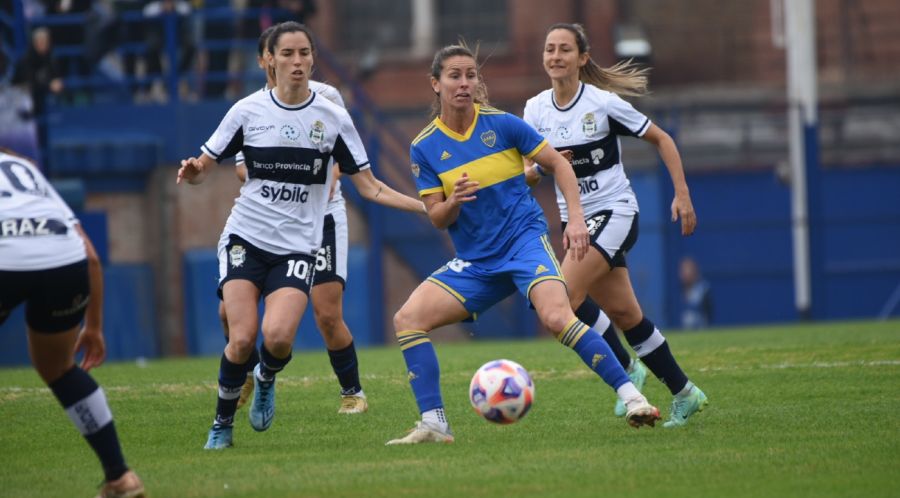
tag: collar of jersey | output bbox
[433,103,481,142]
[551,82,585,112]
[269,88,316,111]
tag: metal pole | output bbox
[785,0,821,319]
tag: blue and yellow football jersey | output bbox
[410,104,550,267]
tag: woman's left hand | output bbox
[671,193,697,236]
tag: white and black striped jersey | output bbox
[0,151,85,270]
[523,82,650,221]
[235,81,348,217]
[202,88,369,256]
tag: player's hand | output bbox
[671,193,697,236]
[449,172,479,206]
[563,217,589,261]
[177,157,205,185]
[74,325,106,372]
[560,149,574,163]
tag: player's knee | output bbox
[226,334,256,355]
[393,306,419,335]
[313,306,340,335]
[540,308,572,334]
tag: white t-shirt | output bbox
[235,81,347,216]
[0,151,85,270]
[202,88,369,255]
[523,82,650,221]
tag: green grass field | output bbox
[1,320,898,497]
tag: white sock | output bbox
[615,382,642,403]
[593,311,611,333]
[676,381,695,397]
[422,408,448,430]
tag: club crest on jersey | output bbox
[411,163,420,178]
[582,113,599,137]
[229,245,247,268]
[309,120,326,145]
[557,126,572,140]
[480,130,497,148]
[280,124,300,142]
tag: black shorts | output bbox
[0,260,90,333]
[313,213,347,288]
[217,234,316,299]
[562,208,639,268]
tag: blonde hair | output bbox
[547,23,650,97]
[429,41,490,118]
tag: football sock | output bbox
[615,382,642,403]
[328,341,363,395]
[574,299,632,368]
[397,330,443,413]
[215,353,249,426]
[623,317,689,395]
[558,318,630,390]
[49,366,128,482]
[258,343,291,382]
[422,408,448,430]
[677,381,695,398]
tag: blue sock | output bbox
[397,330,443,412]
[574,298,631,368]
[558,318,630,390]
[49,366,128,482]
[328,341,362,395]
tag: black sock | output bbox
[215,353,249,426]
[49,366,128,482]
[247,347,260,373]
[601,324,632,369]
[328,341,362,395]
[258,343,292,381]
[575,299,631,369]
[623,317,689,395]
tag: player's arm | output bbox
[235,163,247,183]
[641,123,696,236]
[348,168,426,213]
[73,223,106,371]
[177,152,217,185]
[422,173,479,229]
[524,150,573,187]
[531,145,589,260]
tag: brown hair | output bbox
[266,21,316,57]
[546,23,649,97]
[429,41,490,118]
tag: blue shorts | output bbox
[427,234,566,318]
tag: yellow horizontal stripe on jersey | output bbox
[419,186,444,197]
[523,139,548,159]
[437,148,524,198]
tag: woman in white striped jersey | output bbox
[524,23,707,427]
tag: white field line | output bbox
[1,359,897,402]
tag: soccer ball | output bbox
[469,359,535,424]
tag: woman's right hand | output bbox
[448,172,479,206]
[177,157,205,185]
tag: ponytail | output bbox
[546,23,650,97]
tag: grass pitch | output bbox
[1,320,897,497]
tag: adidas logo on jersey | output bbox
[440,151,452,160]
[535,264,549,275]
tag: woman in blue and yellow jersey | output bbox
[386,44,662,445]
